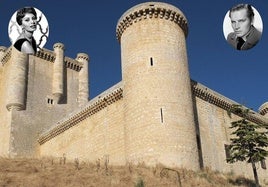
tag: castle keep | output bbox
[1,2,268,182]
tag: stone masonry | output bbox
[0,1,268,183]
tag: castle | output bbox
[1,2,268,182]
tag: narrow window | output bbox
[47,97,54,105]
[160,108,164,123]
[150,57,153,66]
[196,135,201,150]
[224,144,231,161]
[261,159,266,170]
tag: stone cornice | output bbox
[36,49,83,71]
[35,49,55,62]
[191,80,268,125]
[0,46,83,72]
[76,53,89,63]
[0,47,12,66]
[116,2,188,42]
[0,46,7,53]
[38,82,123,145]
[38,79,267,145]
[53,43,65,50]
[259,102,268,116]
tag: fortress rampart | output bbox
[0,44,89,157]
[0,1,268,183]
[38,82,123,145]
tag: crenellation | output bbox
[259,102,268,116]
[0,46,7,61]
[116,2,188,41]
[0,46,7,66]
[53,42,65,50]
[35,49,83,71]
[36,49,55,62]
[1,47,12,66]
[191,80,268,125]
[76,53,89,62]
[1,1,267,184]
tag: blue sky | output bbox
[0,0,267,111]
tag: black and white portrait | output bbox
[8,7,49,54]
[223,4,263,50]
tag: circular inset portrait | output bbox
[223,4,263,50]
[8,7,49,54]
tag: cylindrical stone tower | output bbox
[52,43,65,103]
[6,46,28,111]
[116,2,199,169]
[76,53,89,107]
[259,102,268,117]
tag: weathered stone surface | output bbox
[0,1,267,184]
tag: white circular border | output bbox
[223,5,263,40]
[8,7,49,50]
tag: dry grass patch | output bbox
[0,157,258,187]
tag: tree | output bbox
[227,105,268,187]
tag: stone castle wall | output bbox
[0,47,12,157]
[37,78,268,182]
[1,1,268,184]
[192,81,268,181]
[39,83,124,165]
[0,46,86,158]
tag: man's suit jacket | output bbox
[227,26,262,50]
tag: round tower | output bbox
[117,2,199,169]
[259,102,268,117]
[52,43,65,103]
[76,53,90,107]
[6,46,28,111]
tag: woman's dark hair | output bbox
[16,7,37,25]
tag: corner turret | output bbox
[6,47,28,111]
[76,53,90,107]
[259,102,268,117]
[52,43,65,103]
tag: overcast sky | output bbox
[0,0,267,111]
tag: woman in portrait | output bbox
[13,7,37,54]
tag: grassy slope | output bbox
[0,158,258,187]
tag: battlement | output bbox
[191,80,268,125]
[0,46,83,72]
[0,47,12,66]
[36,49,83,72]
[116,2,188,41]
[38,82,123,144]
[38,79,268,146]
[76,53,89,62]
[53,42,65,50]
[259,102,268,116]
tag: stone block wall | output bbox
[0,47,85,158]
[39,84,125,165]
[193,83,268,182]
[0,47,12,156]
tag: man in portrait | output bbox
[227,4,262,50]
